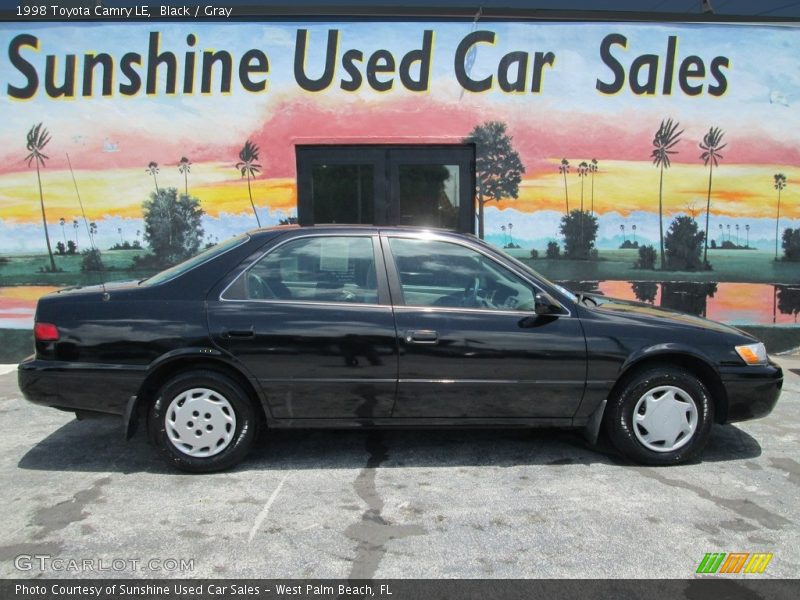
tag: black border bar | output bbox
[2,2,800,23]
[2,579,800,600]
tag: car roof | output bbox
[248,224,477,239]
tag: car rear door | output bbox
[207,231,399,420]
[383,233,587,419]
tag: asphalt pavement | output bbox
[0,359,797,579]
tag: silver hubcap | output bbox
[165,388,237,458]
[633,385,698,453]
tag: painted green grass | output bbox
[509,248,800,284]
[2,248,798,286]
[0,250,158,286]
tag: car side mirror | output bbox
[534,292,562,316]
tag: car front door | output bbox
[384,234,587,419]
[208,232,398,420]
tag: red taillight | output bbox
[34,322,59,342]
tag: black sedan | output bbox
[19,226,783,472]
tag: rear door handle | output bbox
[226,327,255,339]
[405,330,438,344]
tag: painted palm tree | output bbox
[699,126,727,264]
[508,222,514,247]
[118,227,124,245]
[59,217,67,245]
[236,140,262,227]
[589,158,598,215]
[178,156,191,197]
[73,219,79,248]
[25,123,56,272]
[501,224,507,246]
[577,161,589,249]
[558,159,570,213]
[632,224,637,244]
[745,224,750,248]
[146,161,160,194]
[577,162,589,212]
[651,118,683,269]
[89,221,98,246]
[774,173,787,259]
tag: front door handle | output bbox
[405,330,438,344]
[226,327,255,339]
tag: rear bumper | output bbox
[719,362,783,423]
[18,356,144,417]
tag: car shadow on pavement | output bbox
[17,415,761,474]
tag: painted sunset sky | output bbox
[0,20,798,252]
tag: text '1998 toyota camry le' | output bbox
[19,226,783,472]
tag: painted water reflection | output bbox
[0,286,61,329]
[562,281,800,325]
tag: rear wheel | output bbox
[148,370,258,473]
[605,366,713,465]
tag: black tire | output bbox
[605,366,714,466]
[148,370,258,473]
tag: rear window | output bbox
[141,234,250,286]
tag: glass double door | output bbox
[296,145,475,233]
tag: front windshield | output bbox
[140,233,250,286]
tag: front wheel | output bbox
[148,370,258,473]
[605,366,713,465]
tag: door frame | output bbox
[207,228,400,420]
[376,230,586,419]
[296,144,476,233]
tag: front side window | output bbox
[388,238,535,311]
[224,236,378,304]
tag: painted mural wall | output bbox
[1,20,799,355]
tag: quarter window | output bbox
[388,238,535,311]
[224,236,378,304]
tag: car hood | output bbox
[586,294,755,339]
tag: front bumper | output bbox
[719,361,783,423]
[18,356,144,416]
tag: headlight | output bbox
[735,342,767,366]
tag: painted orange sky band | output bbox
[1,21,797,225]
[0,159,795,223]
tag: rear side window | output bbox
[224,236,378,304]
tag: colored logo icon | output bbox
[696,552,773,574]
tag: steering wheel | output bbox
[462,277,490,308]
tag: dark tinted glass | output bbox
[312,165,374,224]
[398,164,460,229]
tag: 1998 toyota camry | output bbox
[19,226,783,472]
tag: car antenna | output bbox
[66,153,106,293]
